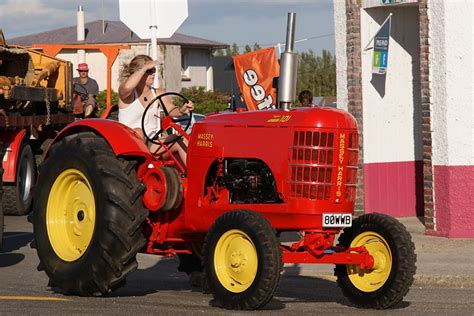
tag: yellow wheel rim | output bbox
[46,169,96,262]
[347,231,392,292]
[214,229,258,293]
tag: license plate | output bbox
[322,213,352,227]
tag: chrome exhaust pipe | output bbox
[278,12,298,111]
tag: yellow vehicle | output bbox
[0,29,75,249]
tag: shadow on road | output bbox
[46,253,411,310]
[109,256,402,310]
[0,253,25,267]
[0,231,33,267]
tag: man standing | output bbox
[73,63,99,117]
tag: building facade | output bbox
[334,0,473,237]
[8,21,228,93]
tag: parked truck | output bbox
[0,29,75,249]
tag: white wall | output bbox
[430,0,474,166]
[164,45,182,92]
[181,48,210,90]
[334,0,348,111]
[361,6,422,164]
[56,44,212,95]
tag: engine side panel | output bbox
[176,108,359,235]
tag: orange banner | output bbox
[233,47,280,111]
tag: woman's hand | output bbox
[141,60,161,73]
[179,100,194,114]
[133,128,145,141]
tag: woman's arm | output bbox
[157,88,194,117]
[119,60,160,107]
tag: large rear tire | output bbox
[3,143,36,215]
[203,210,281,310]
[0,165,3,252]
[334,213,416,309]
[1,143,5,252]
[32,132,148,296]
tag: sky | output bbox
[0,0,335,55]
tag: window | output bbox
[181,52,190,80]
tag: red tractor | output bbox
[31,14,416,310]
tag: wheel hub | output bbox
[347,232,392,292]
[214,229,258,293]
[230,250,248,272]
[46,169,96,262]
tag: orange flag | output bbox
[233,47,280,111]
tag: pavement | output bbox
[281,217,474,289]
[2,215,474,290]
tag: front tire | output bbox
[203,210,281,310]
[3,143,36,215]
[334,213,416,309]
[33,132,148,296]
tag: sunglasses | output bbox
[78,70,89,73]
[145,68,156,75]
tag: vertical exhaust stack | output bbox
[77,5,86,63]
[278,13,298,111]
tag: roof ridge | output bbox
[7,20,228,48]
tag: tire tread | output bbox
[32,132,148,296]
[334,213,417,309]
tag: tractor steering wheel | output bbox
[141,92,193,146]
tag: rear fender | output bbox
[49,119,152,161]
[0,129,27,183]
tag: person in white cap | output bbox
[73,63,99,117]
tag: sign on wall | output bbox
[372,14,392,74]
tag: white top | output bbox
[119,90,160,137]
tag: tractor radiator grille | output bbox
[344,133,359,202]
[289,130,358,202]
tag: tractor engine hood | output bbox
[201,107,358,130]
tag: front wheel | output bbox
[203,210,281,310]
[32,132,148,296]
[334,213,416,309]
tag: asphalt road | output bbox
[1,216,473,315]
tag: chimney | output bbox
[77,5,86,64]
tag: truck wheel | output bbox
[0,166,3,252]
[334,213,416,309]
[3,143,36,215]
[0,146,5,252]
[0,198,3,252]
[32,132,148,296]
[203,210,281,310]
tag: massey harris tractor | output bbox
[31,14,416,310]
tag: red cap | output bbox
[77,63,89,71]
